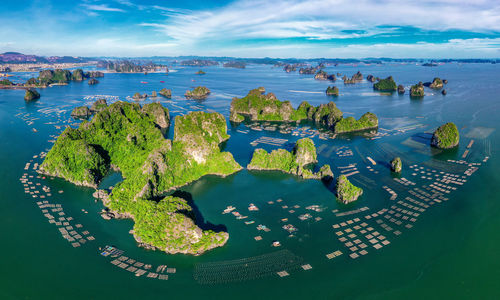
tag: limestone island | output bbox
[326,86,339,96]
[185,86,210,100]
[39,101,242,255]
[247,138,333,181]
[424,77,443,89]
[195,70,206,75]
[431,122,459,149]
[410,82,425,98]
[230,88,378,134]
[24,89,40,101]
[159,88,172,98]
[373,76,397,92]
[398,84,405,94]
[343,71,363,84]
[314,70,336,81]
[333,112,378,134]
[390,157,402,173]
[336,175,363,204]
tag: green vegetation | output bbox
[40,102,241,255]
[429,77,443,89]
[248,138,332,180]
[71,106,91,119]
[334,112,378,133]
[71,69,85,81]
[336,175,363,204]
[24,89,40,101]
[431,122,459,149]
[373,76,397,91]
[90,99,108,113]
[390,157,402,173]
[0,79,13,86]
[326,86,339,96]
[185,86,211,100]
[159,88,172,98]
[410,82,425,97]
[230,88,343,127]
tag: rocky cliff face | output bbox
[431,122,459,149]
[336,175,363,204]
[142,102,170,129]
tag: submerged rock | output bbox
[431,122,459,149]
[442,89,447,95]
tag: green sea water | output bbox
[0,63,499,299]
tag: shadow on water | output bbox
[411,132,433,145]
[171,190,228,233]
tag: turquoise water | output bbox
[1,63,499,299]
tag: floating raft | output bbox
[193,250,303,284]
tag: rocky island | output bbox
[229,87,342,127]
[39,102,241,255]
[24,89,40,101]
[343,71,363,84]
[410,82,425,97]
[314,70,336,81]
[71,106,92,118]
[373,76,397,92]
[159,88,172,98]
[425,77,444,89]
[336,175,363,204]
[431,122,459,149]
[185,86,210,100]
[326,86,339,96]
[390,157,402,173]
[333,112,378,134]
[248,138,333,181]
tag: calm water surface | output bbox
[0,63,499,299]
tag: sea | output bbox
[0,62,499,299]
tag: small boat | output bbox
[160,81,165,83]
[272,241,281,247]
[245,220,255,225]
[222,206,235,214]
[248,203,259,211]
[140,81,148,84]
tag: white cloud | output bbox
[147,0,500,45]
[82,4,126,13]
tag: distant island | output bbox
[39,101,241,255]
[185,86,211,100]
[98,60,167,73]
[223,61,246,69]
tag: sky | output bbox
[1,0,500,58]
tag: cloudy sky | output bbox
[1,0,500,58]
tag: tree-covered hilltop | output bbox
[185,86,211,100]
[229,87,343,126]
[334,112,378,134]
[39,102,241,255]
[24,89,40,101]
[390,157,402,173]
[410,82,425,97]
[336,175,363,204]
[24,69,104,87]
[373,76,397,92]
[431,122,459,149]
[326,86,339,96]
[247,138,333,181]
[98,60,166,73]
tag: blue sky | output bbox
[1,0,500,58]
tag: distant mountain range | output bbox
[0,52,90,64]
[1,52,498,65]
